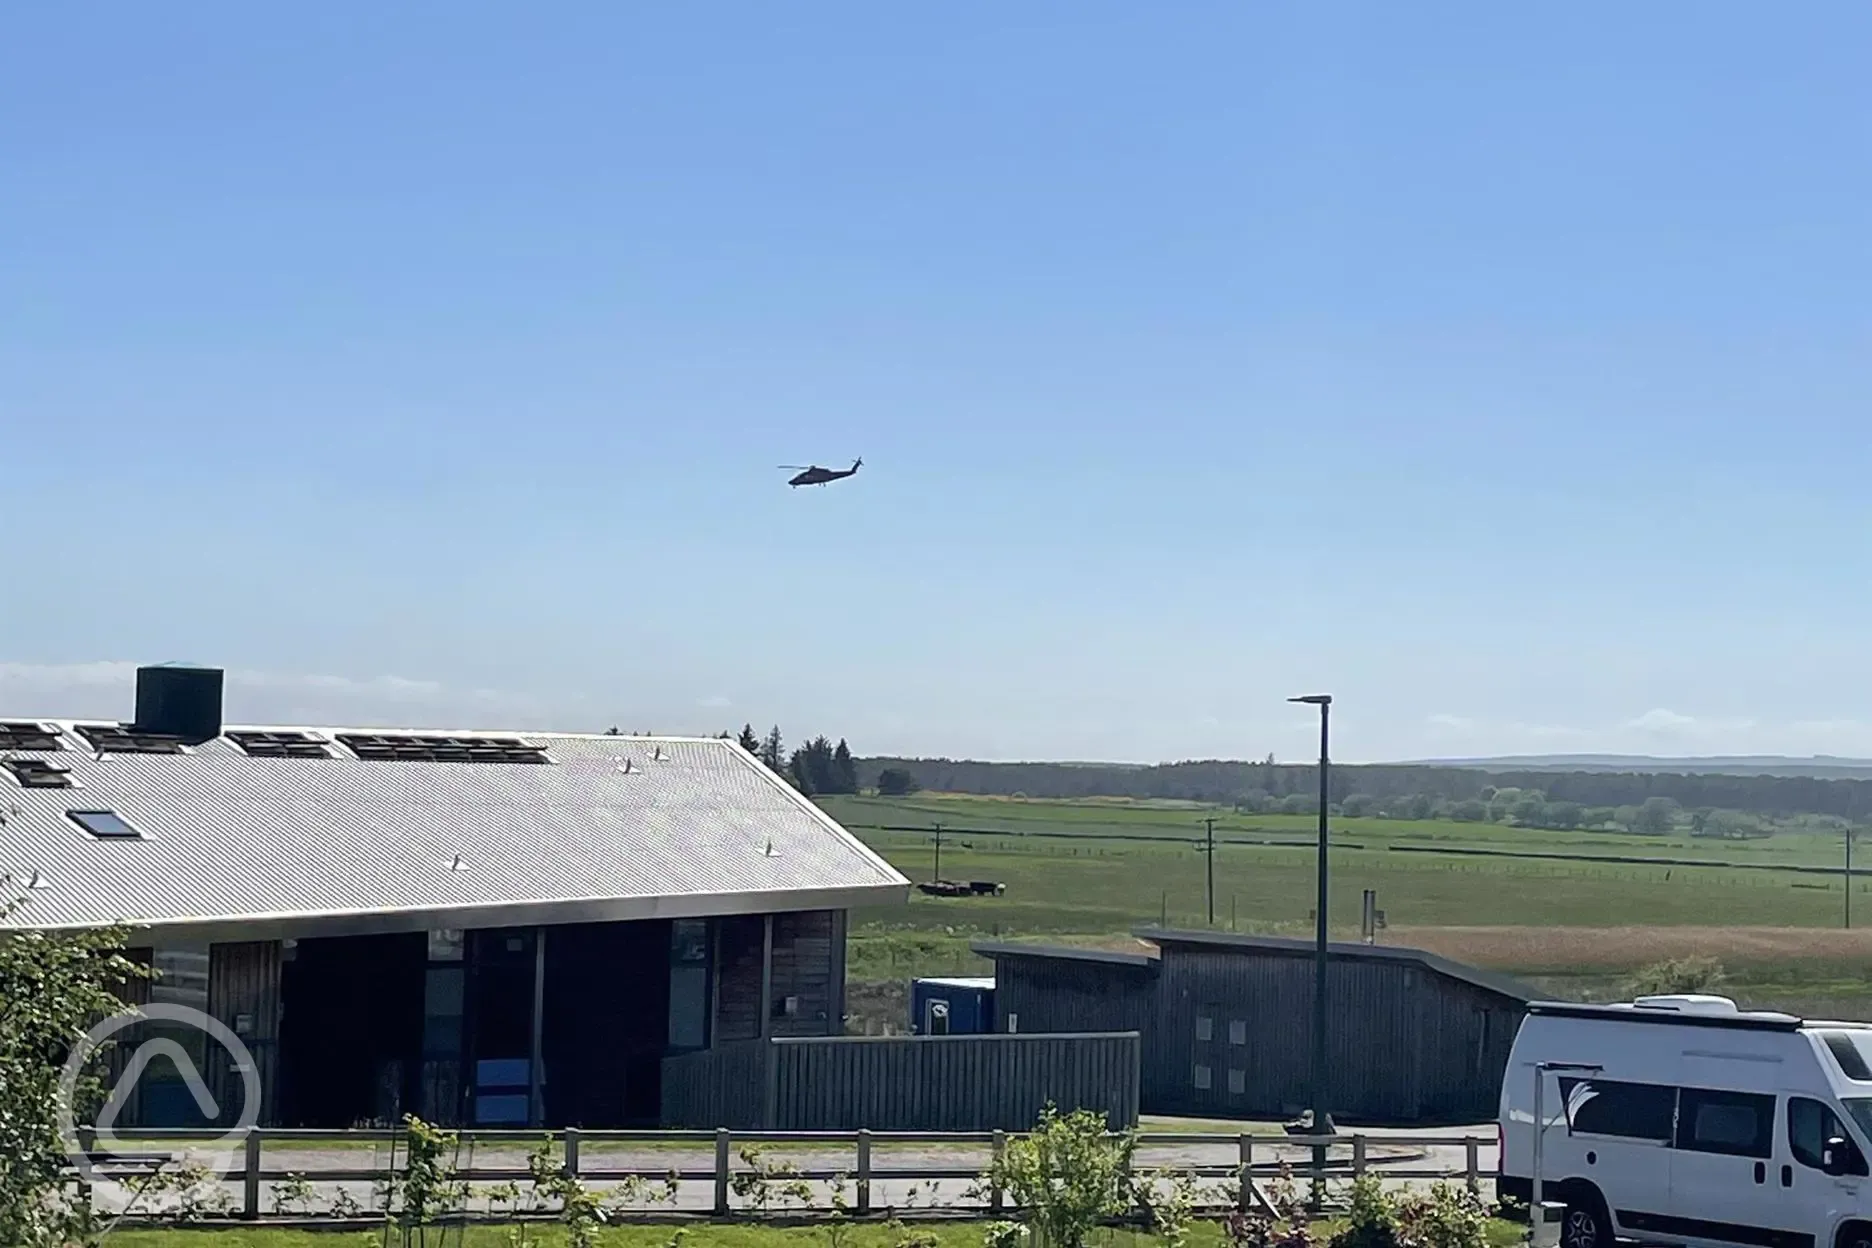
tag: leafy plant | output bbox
[1627,955,1726,996]
[0,886,150,1248]
[1330,1174,1400,1248]
[1394,1181,1490,1248]
[729,1144,813,1213]
[982,1222,1030,1248]
[525,1137,606,1248]
[270,1171,315,1216]
[1133,1166,1205,1248]
[391,1114,469,1247]
[1222,1168,1317,1248]
[975,1104,1138,1248]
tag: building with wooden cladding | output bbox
[975,927,1536,1126]
[0,664,906,1130]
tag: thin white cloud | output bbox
[1624,708,1759,739]
[1425,713,1476,731]
[697,694,733,709]
[0,659,560,729]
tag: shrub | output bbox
[1627,955,1726,996]
[1330,1174,1400,1248]
[1395,1181,1490,1248]
[977,1104,1137,1248]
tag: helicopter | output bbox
[780,458,862,488]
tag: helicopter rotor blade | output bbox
[778,465,811,471]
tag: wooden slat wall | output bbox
[995,957,1159,1037]
[660,1033,1140,1130]
[660,1040,772,1129]
[714,910,843,1043]
[105,947,155,1127]
[207,940,282,1127]
[770,910,838,1036]
[713,916,767,1043]
[1151,946,1522,1125]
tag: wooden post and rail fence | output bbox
[70,1125,1496,1224]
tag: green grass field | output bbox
[819,792,1872,1027]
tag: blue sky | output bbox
[3,3,1868,763]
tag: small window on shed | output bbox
[1228,1068,1246,1096]
[1193,1064,1212,1090]
[1195,1015,1213,1042]
[67,810,144,840]
[1229,1019,1247,1045]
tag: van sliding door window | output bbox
[1559,1077,1676,1141]
[1676,1088,1775,1159]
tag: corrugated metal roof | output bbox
[972,940,1160,969]
[0,723,908,934]
[1132,927,1540,1002]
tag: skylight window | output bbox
[3,758,73,789]
[337,733,550,764]
[0,722,63,751]
[74,724,184,755]
[67,810,144,840]
[228,730,333,759]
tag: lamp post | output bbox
[1532,1061,1602,1240]
[1288,693,1334,1164]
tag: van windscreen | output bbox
[1817,1031,1872,1081]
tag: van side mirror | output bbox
[1824,1137,1851,1176]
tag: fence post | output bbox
[242,1128,262,1220]
[991,1129,1006,1213]
[565,1127,580,1179]
[75,1128,94,1215]
[1465,1136,1480,1197]
[1237,1134,1253,1212]
[1352,1134,1367,1176]
[714,1129,731,1216]
[856,1129,872,1216]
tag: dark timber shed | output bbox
[974,928,1537,1126]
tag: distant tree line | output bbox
[729,724,861,797]
[853,756,1872,823]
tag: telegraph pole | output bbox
[1848,827,1855,931]
[1203,816,1218,925]
[932,822,944,882]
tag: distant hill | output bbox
[1413,754,1872,778]
[856,754,1872,821]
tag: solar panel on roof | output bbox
[0,722,63,751]
[2,757,73,788]
[73,723,185,755]
[336,733,550,764]
[227,730,334,760]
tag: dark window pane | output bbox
[1822,1033,1872,1081]
[1560,1077,1676,1141]
[1677,1088,1774,1158]
[1792,1097,1870,1176]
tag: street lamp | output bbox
[1532,1061,1601,1240]
[1288,694,1334,1156]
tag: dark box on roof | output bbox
[133,664,224,745]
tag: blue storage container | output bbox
[909,976,996,1035]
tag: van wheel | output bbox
[1559,1188,1612,1248]
[1836,1223,1872,1248]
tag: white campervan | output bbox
[1500,995,1872,1248]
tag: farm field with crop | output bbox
[818,792,1872,1029]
